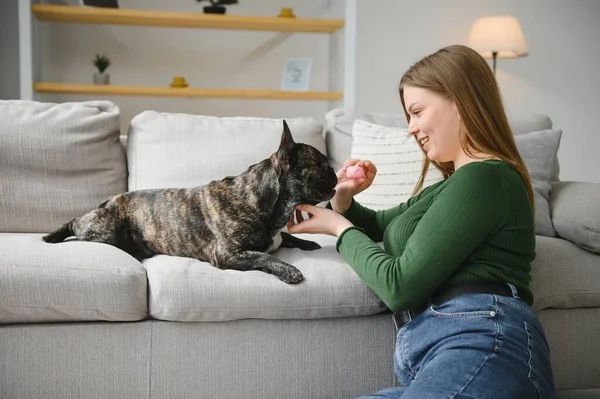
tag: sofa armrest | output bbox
[550,181,600,254]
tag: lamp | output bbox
[467,15,528,74]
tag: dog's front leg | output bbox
[220,251,304,284]
[279,232,321,251]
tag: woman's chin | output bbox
[425,151,439,162]
[426,153,452,164]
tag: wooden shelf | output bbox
[31,4,344,33]
[33,83,343,101]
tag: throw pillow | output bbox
[513,129,563,237]
[349,119,444,210]
[550,181,600,254]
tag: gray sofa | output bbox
[1,99,599,399]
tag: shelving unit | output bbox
[18,1,357,107]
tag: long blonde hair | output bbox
[399,44,534,208]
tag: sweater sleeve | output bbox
[334,200,409,242]
[327,181,442,242]
[335,164,509,312]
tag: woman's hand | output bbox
[331,159,377,213]
[287,204,354,237]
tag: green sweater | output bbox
[335,160,535,312]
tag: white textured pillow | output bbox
[350,120,444,210]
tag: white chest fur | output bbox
[266,229,284,254]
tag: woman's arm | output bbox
[336,165,509,312]
[328,180,443,242]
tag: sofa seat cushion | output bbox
[0,234,148,323]
[531,236,600,311]
[144,234,387,322]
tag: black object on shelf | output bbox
[81,0,119,8]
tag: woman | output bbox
[287,45,556,398]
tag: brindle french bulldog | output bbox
[42,120,338,284]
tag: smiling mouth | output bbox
[419,137,430,147]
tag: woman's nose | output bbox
[408,121,418,136]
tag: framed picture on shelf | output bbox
[281,58,312,91]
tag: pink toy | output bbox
[346,165,366,180]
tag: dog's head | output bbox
[272,120,337,205]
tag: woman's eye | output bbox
[413,110,421,116]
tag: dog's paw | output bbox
[280,232,322,251]
[280,266,304,284]
[299,240,322,251]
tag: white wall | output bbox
[26,0,600,182]
[355,0,600,183]
[0,0,21,99]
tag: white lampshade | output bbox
[467,15,528,59]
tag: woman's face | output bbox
[403,86,462,163]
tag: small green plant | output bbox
[93,54,110,74]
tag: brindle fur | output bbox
[42,121,337,284]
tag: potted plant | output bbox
[93,54,111,85]
[196,0,238,14]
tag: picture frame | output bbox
[281,58,312,91]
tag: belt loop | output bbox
[393,313,400,332]
[506,283,520,299]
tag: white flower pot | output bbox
[93,72,110,85]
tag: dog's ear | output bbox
[275,120,296,172]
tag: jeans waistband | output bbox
[393,282,520,331]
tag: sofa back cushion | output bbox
[513,129,563,237]
[0,100,127,233]
[127,111,326,190]
[550,181,600,254]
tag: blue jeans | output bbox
[359,284,556,399]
